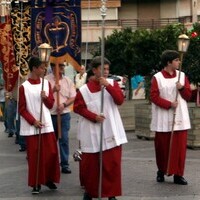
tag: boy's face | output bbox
[34,63,46,77]
[80,66,85,75]
[52,63,65,75]
[169,58,180,70]
[93,64,110,79]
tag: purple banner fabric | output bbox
[31,1,81,69]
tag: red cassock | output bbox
[74,80,124,198]
[150,70,191,176]
[26,133,60,187]
[81,146,122,198]
[154,131,187,176]
[19,78,60,187]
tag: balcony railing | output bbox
[82,16,193,30]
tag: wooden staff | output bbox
[166,34,190,175]
[166,52,183,175]
[55,62,61,139]
[35,43,52,189]
[35,63,46,190]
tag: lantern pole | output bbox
[35,43,52,190]
[54,61,62,139]
[166,34,190,175]
[98,1,107,199]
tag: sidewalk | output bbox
[0,113,200,200]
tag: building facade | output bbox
[81,0,200,61]
[0,0,198,63]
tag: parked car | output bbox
[108,74,128,98]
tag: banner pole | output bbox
[98,1,107,199]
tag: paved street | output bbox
[1,113,200,200]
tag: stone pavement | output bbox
[0,113,200,200]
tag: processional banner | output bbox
[10,1,31,77]
[0,16,18,92]
[31,0,81,70]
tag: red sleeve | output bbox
[150,77,172,109]
[18,85,36,125]
[179,76,192,101]
[105,80,124,105]
[42,82,55,109]
[73,91,98,123]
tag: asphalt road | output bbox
[1,113,200,200]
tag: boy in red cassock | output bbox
[150,50,191,185]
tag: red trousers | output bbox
[154,130,187,176]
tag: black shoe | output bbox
[156,170,165,182]
[174,175,188,185]
[45,181,57,190]
[108,197,117,200]
[19,147,26,152]
[15,135,19,144]
[31,185,41,194]
[61,167,71,174]
[83,192,92,200]
[8,133,13,137]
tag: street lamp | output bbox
[35,42,52,190]
[177,34,190,53]
[38,43,52,63]
[177,34,190,78]
[167,34,190,175]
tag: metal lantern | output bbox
[167,33,190,176]
[177,34,190,53]
[38,43,52,63]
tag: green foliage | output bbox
[182,23,200,85]
[91,23,200,98]
[93,24,184,77]
[104,28,135,76]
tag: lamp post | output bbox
[166,34,190,175]
[177,34,190,53]
[35,43,52,190]
[177,34,190,79]
[38,43,52,118]
[38,43,52,65]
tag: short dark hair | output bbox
[86,68,94,83]
[28,57,42,71]
[161,50,179,67]
[50,63,56,68]
[50,63,65,68]
[90,56,111,69]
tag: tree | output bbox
[183,22,200,85]
[92,23,200,99]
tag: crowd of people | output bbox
[0,55,127,200]
[1,50,198,199]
